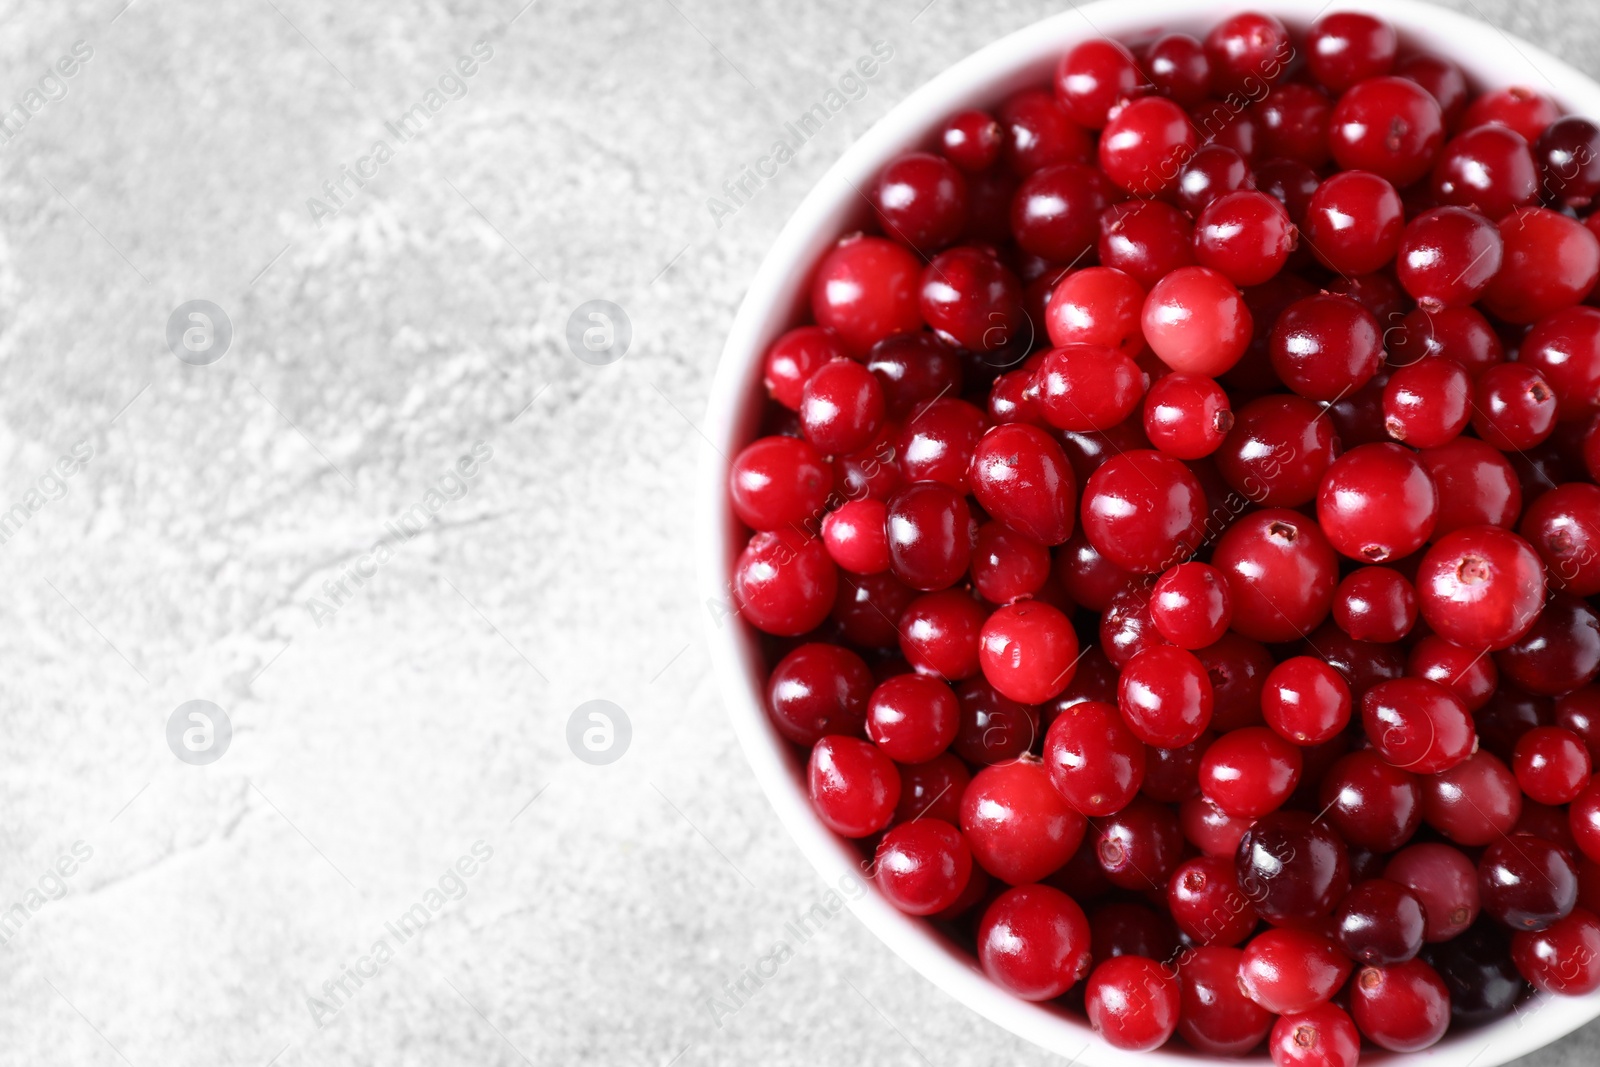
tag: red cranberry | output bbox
[1387,305,1504,376]
[1317,443,1439,563]
[1043,699,1145,817]
[808,735,899,837]
[1240,927,1352,1015]
[919,246,1024,353]
[1334,567,1417,643]
[1362,676,1475,774]
[1174,143,1252,215]
[1055,38,1144,129]
[1462,85,1559,144]
[1338,878,1426,966]
[1035,343,1147,432]
[1215,395,1339,507]
[865,673,958,764]
[1480,206,1600,324]
[1093,797,1184,891]
[1263,656,1352,745]
[734,529,837,636]
[1512,908,1600,994]
[895,398,984,492]
[1011,162,1116,261]
[1178,945,1274,1055]
[1199,726,1302,817]
[1085,955,1180,1051]
[1270,1003,1360,1067]
[874,819,972,915]
[1421,749,1522,846]
[969,522,1050,604]
[997,88,1092,175]
[1349,959,1450,1053]
[809,235,923,357]
[1203,11,1291,96]
[1143,373,1233,460]
[1195,190,1296,287]
[1432,123,1539,219]
[800,358,886,456]
[1397,54,1469,128]
[1418,438,1522,535]
[1098,199,1197,288]
[1100,96,1197,196]
[1516,725,1595,805]
[1149,561,1231,649]
[1330,76,1444,187]
[822,498,890,575]
[1302,170,1403,274]
[894,752,969,824]
[1307,12,1397,91]
[1081,449,1206,574]
[1141,266,1252,376]
[952,676,1039,764]
[1416,524,1546,650]
[968,423,1076,546]
[1386,842,1481,942]
[764,326,845,410]
[1408,633,1499,712]
[962,758,1085,885]
[766,642,872,746]
[1212,509,1339,643]
[729,435,830,532]
[1320,751,1422,852]
[899,589,985,680]
[978,599,1078,705]
[940,109,1003,173]
[1472,362,1559,451]
[1522,483,1600,597]
[1270,293,1383,402]
[1382,357,1471,449]
[1396,206,1503,311]
[873,152,967,254]
[1145,32,1210,107]
[1119,644,1213,747]
[977,883,1092,999]
[1521,306,1600,423]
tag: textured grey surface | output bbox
[1,1,1599,1065]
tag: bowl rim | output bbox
[696,1,1600,1063]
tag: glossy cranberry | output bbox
[1406,638,1495,720]
[1515,726,1593,809]
[1261,657,1351,747]
[899,588,985,680]
[874,819,971,915]
[1270,1003,1360,1067]
[810,235,923,357]
[1254,84,1333,169]
[1305,12,1396,92]
[865,336,961,424]
[1179,795,1250,859]
[894,752,969,824]
[1199,727,1301,818]
[1145,32,1210,107]
[1497,592,1600,696]
[940,109,1003,173]
[1146,561,1229,649]
[1329,76,1443,187]
[1099,96,1196,196]
[1576,779,1600,863]
[1090,901,1180,962]
[1317,443,1438,563]
[1052,531,1128,614]
[1380,357,1471,451]
[1349,959,1450,1053]
[1236,810,1350,924]
[1043,699,1145,817]
[864,673,957,763]
[821,499,889,575]
[1190,634,1269,735]
[1193,190,1295,287]
[1011,163,1117,264]
[1361,676,1475,774]
[1386,842,1481,942]
[1388,304,1503,375]
[1175,945,1272,1055]
[1269,294,1382,402]
[1139,373,1231,461]
[1336,878,1426,967]
[1480,835,1579,935]
[1141,266,1252,377]
[1204,11,1291,96]
[1166,851,1255,946]
[919,246,1024,353]
[1526,317,1600,430]
[799,358,885,456]
[1393,207,1503,315]
[895,398,984,493]
[884,482,971,592]
[962,758,1085,885]
[1536,116,1600,209]
[763,326,846,410]
[1215,395,1339,508]
[1141,731,1210,804]
[1113,644,1211,749]
[1172,143,1250,215]
[1471,362,1559,451]
[1302,169,1404,274]
[728,435,830,533]
[1241,927,1352,1015]
[1463,86,1559,144]
[1081,449,1207,574]
[1099,579,1165,668]
[831,570,915,648]
[1513,907,1600,994]
[978,883,1092,1000]
[1418,439,1522,537]
[734,529,837,636]
[1425,921,1526,1027]
[808,735,899,837]
[978,598,1078,705]
[765,642,872,746]
[872,152,967,255]
[1054,38,1143,130]
[1256,159,1320,228]
[969,522,1049,605]
[951,677,1038,765]
[1034,343,1146,432]
[1098,199,1197,288]
[1212,509,1339,643]
[1421,749,1522,846]
[1093,797,1184,891]
[1085,955,1180,1052]
[1558,686,1600,762]
[1416,525,1545,650]
[1481,207,1600,324]
[967,423,1076,548]
[1044,266,1145,357]
[997,88,1093,175]
[1434,127,1539,222]
[1396,53,1469,127]
[1332,568,1414,644]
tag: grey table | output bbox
[1,1,1597,1064]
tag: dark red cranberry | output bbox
[1099,96,1197,196]
[1512,908,1600,994]
[1145,32,1210,107]
[1387,305,1503,376]
[1081,449,1206,574]
[1516,725,1594,805]
[1307,12,1397,91]
[766,642,872,746]
[1177,946,1273,1055]
[1333,567,1417,643]
[1055,38,1144,129]
[1421,749,1522,846]
[1098,199,1197,288]
[1408,633,1499,712]
[1536,115,1600,209]
[1480,835,1579,931]
[894,752,969,824]
[1471,362,1559,451]
[1396,206,1503,311]
[873,152,967,254]
[1215,394,1339,508]
[997,88,1092,175]
[1496,591,1600,696]
[831,571,916,648]
[1011,162,1116,261]
[1386,842,1481,942]
[1093,797,1184,891]
[1174,143,1252,215]
[1396,54,1469,128]
[1254,84,1333,168]
[1330,76,1444,187]
[1236,810,1350,924]
[1338,878,1426,966]
[1270,294,1383,402]
[1089,900,1180,963]
[1425,921,1528,1027]
[919,246,1024,353]
[865,332,963,420]
[1418,438,1522,536]
[1196,632,1274,732]
[1302,169,1403,274]
[940,109,1003,173]
[865,672,958,764]
[969,521,1050,604]
[951,675,1039,763]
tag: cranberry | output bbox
[1462,86,1560,144]
[872,152,968,255]
[864,673,958,764]
[799,358,885,456]
[1472,362,1559,451]
[1349,959,1451,1053]
[1043,699,1145,817]
[1054,530,1131,613]
[1098,199,1197,288]
[1141,732,1210,803]
[808,735,899,837]
[1338,878,1426,966]
[1270,1003,1360,1067]
[1203,11,1291,96]
[1174,143,1252,215]
[1143,373,1233,460]
[952,676,1039,764]
[1195,632,1274,733]
[1011,162,1116,261]
[899,589,985,680]
[978,599,1078,705]
[1422,749,1522,846]
[821,499,890,575]
[1044,266,1145,357]
[1081,449,1206,574]
[1361,676,1475,774]
[1147,561,1230,649]
[809,235,923,357]
[919,246,1024,353]
[1480,206,1600,324]
[1236,810,1350,924]
[1433,125,1539,221]
[1522,308,1600,424]
[885,481,972,592]
[1270,294,1382,402]
[1512,908,1600,995]
[1397,53,1469,127]
[764,326,846,410]
[1479,835,1579,933]
[1199,726,1302,817]
[940,109,1003,172]
[1100,96,1197,196]
[728,435,831,533]
[1212,509,1339,643]
[1215,395,1339,507]
[969,522,1050,604]
[766,642,872,746]
[1099,578,1165,668]
[1497,591,1600,696]
[1307,12,1396,92]
[874,819,972,915]
[1516,725,1595,805]
[1093,797,1184,891]
[1381,357,1472,451]
[1034,343,1146,432]
[832,571,916,648]
[968,423,1076,546]
[1255,84,1333,168]
[1419,439,1522,536]
[962,758,1085,885]
[1319,751,1421,853]
[1425,921,1527,1026]
[1240,927,1352,1014]
[997,88,1092,175]
[1141,266,1252,376]
[1302,170,1404,274]
[1537,116,1600,209]
[895,398,984,492]
[1178,946,1274,1056]
[1055,38,1144,130]
[1119,644,1214,747]
[1395,206,1503,312]
[1386,842,1481,942]
[1195,190,1296,287]
[1090,900,1179,962]
[1085,955,1180,1052]
[1317,443,1439,563]
[1576,779,1600,863]
[1145,33,1210,107]
[1388,305,1503,376]
[1417,524,1547,651]
[1263,656,1352,745]
[977,884,1092,1000]
[734,529,837,636]
[894,752,969,824]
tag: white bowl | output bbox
[698,1,1600,1063]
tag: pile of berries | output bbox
[727,10,1600,1063]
